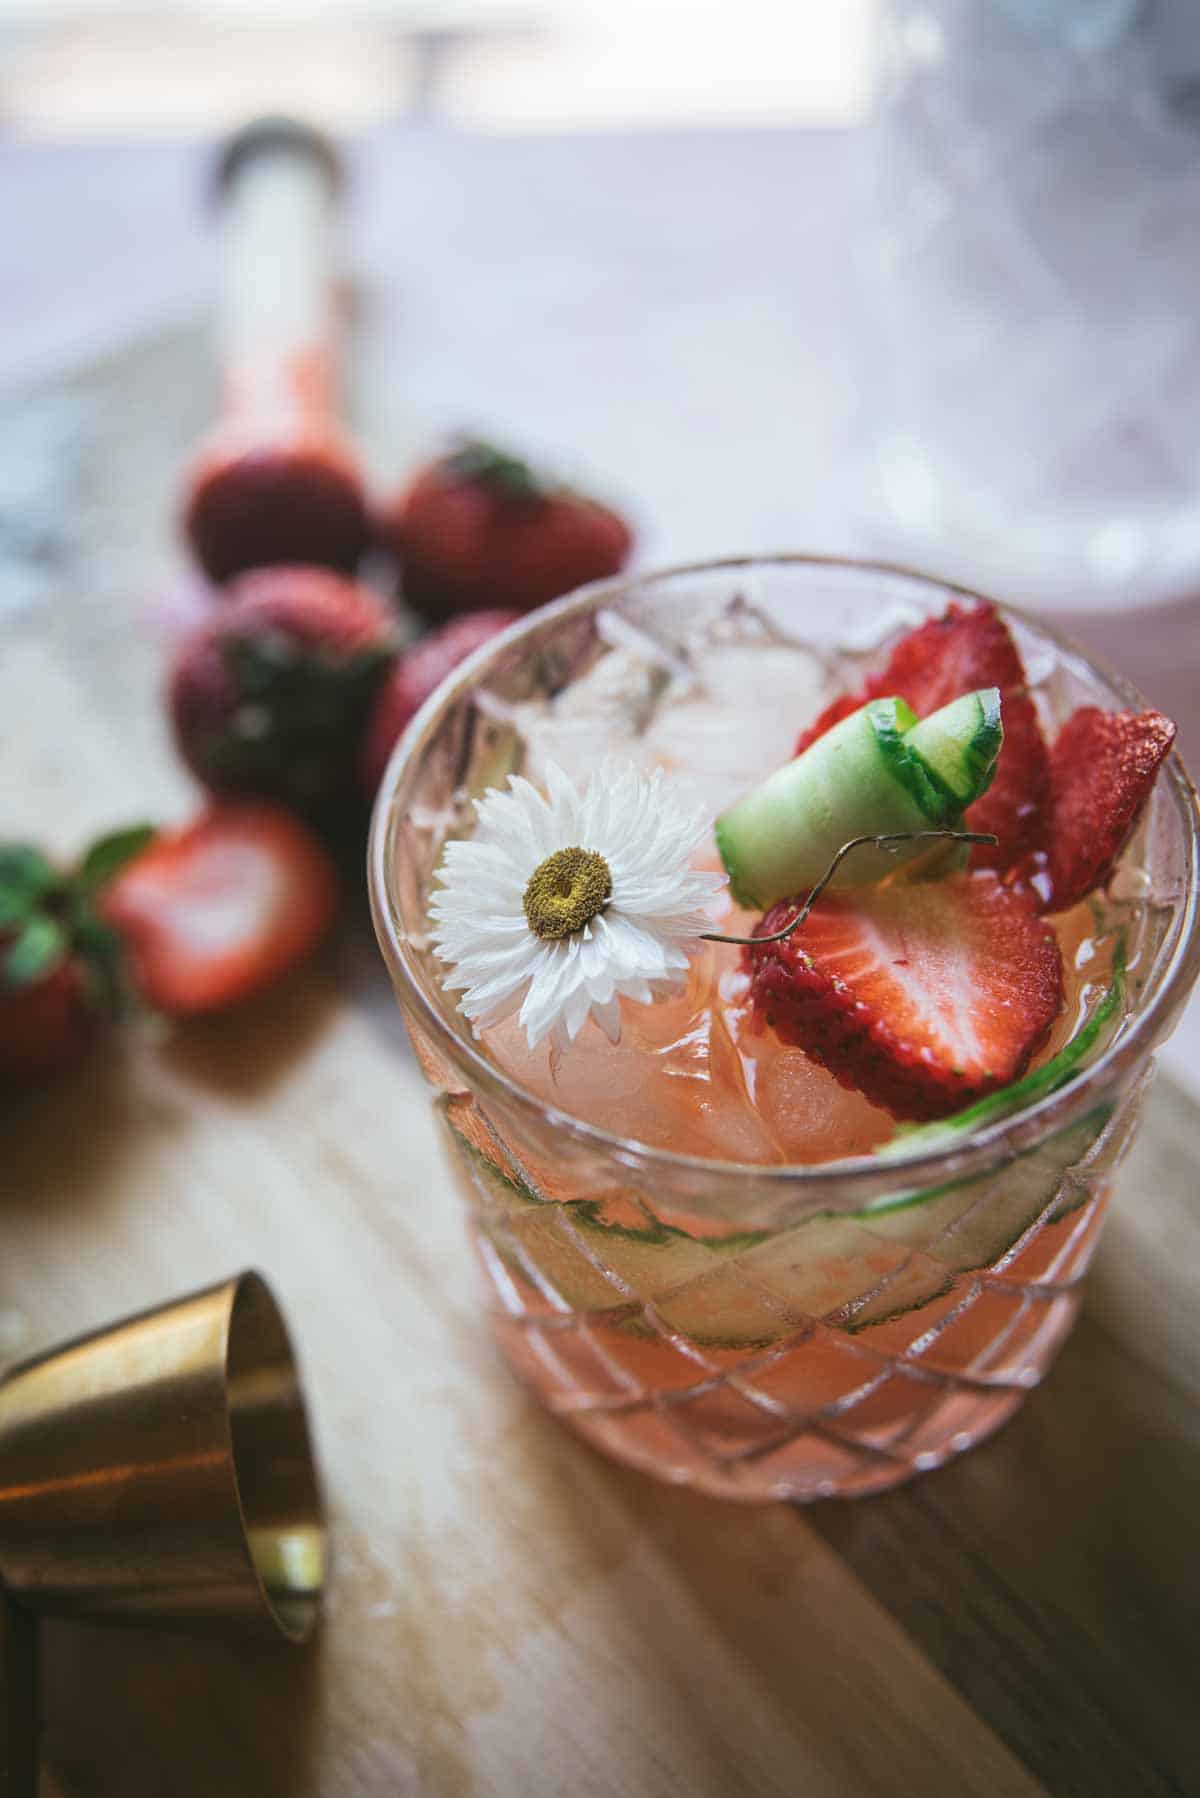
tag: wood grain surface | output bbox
[2,328,1199,1798]
[0,1595,39,1798]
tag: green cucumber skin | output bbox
[716,700,933,908]
[716,687,1003,910]
[868,696,962,824]
[964,685,1003,798]
[445,1099,1112,1351]
[904,687,1003,809]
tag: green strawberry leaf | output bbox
[4,915,68,988]
[0,844,58,929]
[71,911,132,1015]
[449,439,543,502]
[224,632,301,696]
[206,636,395,807]
[76,825,156,895]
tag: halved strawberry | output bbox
[1037,707,1176,914]
[102,805,337,1015]
[747,871,1064,1123]
[795,604,1049,871]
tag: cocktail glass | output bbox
[369,557,1200,1501]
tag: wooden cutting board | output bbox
[2,328,1198,1798]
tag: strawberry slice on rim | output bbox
[1037,706,1176,914]
[748,870,1064,1123]
[795,603,1049,872]
[102,804,337,1015]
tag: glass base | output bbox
[476,1189,1106,1503]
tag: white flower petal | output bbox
[562,982,594,1042]
[593,997,623,1043]
[519,945,590,1048]
[428,758,726,1052]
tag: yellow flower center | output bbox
[523,846,613,940]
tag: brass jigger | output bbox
[0,1271,327,1794]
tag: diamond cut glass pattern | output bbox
[435,1079,1136,1499]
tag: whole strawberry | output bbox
[0,828,152,1085]
[169,565,396,813]
[361,609,520,795]
[183,434,371,587]
[379,440,633,621]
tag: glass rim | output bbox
[368,552,1200,1195]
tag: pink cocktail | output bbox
[370,557,1200,1501]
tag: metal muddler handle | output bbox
[0,1271,326,1793]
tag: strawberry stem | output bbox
[448,439,543,502]
[702,829,998,948]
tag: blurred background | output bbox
[0,0,876,135]
[3,0,1200,1066]
[8,0,1200,612]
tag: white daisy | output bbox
[429,760,725,1052]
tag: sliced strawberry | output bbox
[970,681,1048,872]
[1038,707,1176,914]
[747,871,1063,1123]
[795,604,1049,871]
[102,805,337,1015]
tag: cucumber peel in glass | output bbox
[442,1092,1111,1349]
[715,686,1003,908]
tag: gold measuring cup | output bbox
[0,1271,326,1794]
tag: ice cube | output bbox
[749,1046,894,1164]
[513,635,828,817]
[513,645,671,784]
[640,642,826,815]
[482,947,782,1164]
